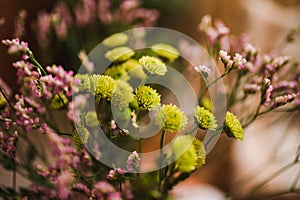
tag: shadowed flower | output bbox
[103,33,129,47]
[85,111,99,127]
[104,65,129,81]
[72,126,89,145]
[112,80,134,109]
[105,46,135,62]
[50,93,68,109]
[151,43,179,62]
[194,106,217,130]
[155,104,187,132]
[94,75,116,100]
[170,135,206,173]
[135,85,161,110]
[139,56,167,76]
[122,59,146,79]
[223,111,244,141]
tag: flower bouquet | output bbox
[1,1,300,199]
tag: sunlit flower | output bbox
[139,56,167,76]
[151,43,179,62]
[194,106,217,130]
[155,104,187,132]
[170,135,206,173]
[103,33,129,47]
[94,75,116,100]
[105,46,135,62]
[135,85,161,110]
[223,111,244,141]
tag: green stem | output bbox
[158,129,167,193]
[29,53,47,76]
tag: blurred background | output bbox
[1,0,300,199]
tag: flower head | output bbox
[122,59,146,79]
[194,106,217,130]
[105,46,135,62]
[170,135,206,173]
[223,111,244,141]
[111,80,134,109]
[194,65,212,78]
[50,93,68,109]
[72,126,90,145]
[107,168,126,181]
[103,33,129,47]
[150,43,179,62]
[104,65,129,81]
[85,111,99,127]
[139,56,167,76]
[127,151,140,173]
[135,85,161,110]
[155,104,187,132]
[94,75,116,100]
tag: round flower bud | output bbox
[104,65,129,81]
[105,46,135,62]
[50,93,68,109]
[112,80,134,109]
[151,43,179,62]
[139,56,167,76]
[94,75,116,100]
[223,111,244,141]
[194,106,217,130]
[102,33,129,47]
[170,135,206,173]
[135,85,161,110]
[85,111,99,127]
[72,126,89,145]
[155,104,187,132]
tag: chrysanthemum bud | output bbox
[135,85,161,110]
[105,46,135,62]
[150,43,179,62]
[194,106,217,130]
[139,56,167,76]
[223,111,244,141]
[155,104,187,132]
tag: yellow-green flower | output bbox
[74,74,91,92]
[223,111,244,141]
[50,93,68,109]
[0,96,6,109]
[104,65,129,81]
[135,85,161,110]
[94,75,116,100]
[122,59,146,79]
[194,106,217,130]
[155,104,187,132]
[170,135,206,173]
[103,33,129,47]
[139,56,167,76]
[72,126,89,145]
[202,97,213,112]
[85,111,99,127]
[105,46,135,62]
[151,43,179,62]
[112,80,134,109]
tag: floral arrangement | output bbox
[1,1,300,199]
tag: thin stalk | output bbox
[199,72,229,100]
[158,129,167,193]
